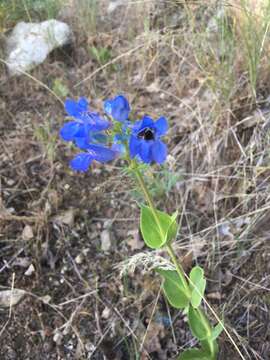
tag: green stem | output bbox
[133,166,190,295]
[134,168,164,237]
[165,243,190,295]
[197,308,215,356]
[132,164,217,358]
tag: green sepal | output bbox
[189,266,206,308]
[177,348,211,360]
[140,205,177,249]
[188,307,211,340]
[156,269,190,309]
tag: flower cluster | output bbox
[60,97,116,171]
[60,95,168,171]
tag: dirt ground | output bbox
[1,1,270,359]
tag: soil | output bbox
[1,2,270,360]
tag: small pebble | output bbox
[6,178,15,186]
[102,306,111,319]
[101,229,111,252]
[104,219,113,229]
[41,295,51,304]
[24,264,35,276]
[53,331,63,345]
[22,225,34,241]
[75,254,83,265]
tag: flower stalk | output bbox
[133,166,190,295]
[132,165,219,359]
[60,94,222,359]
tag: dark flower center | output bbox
[138,127,155,141]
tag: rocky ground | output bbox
[1,1,270,359]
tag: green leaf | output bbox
[189,266,206,308]
[52,78,69,98]
[210,322,224,340]
[201,338,219,358]
[140,205,177,248]
[188,307,211,340]
[166,210,178,243]
[177,349,211,360]
[157,269,190,309]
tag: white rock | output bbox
[107,0,125,13]
[24,264,35,276]
[0,289,25,308]
[22,225,34,240]
[41,295,51,304]
[53,330,63,345]
[101,306,111,319]
[75,254,83,265]
[54,208,75,226]
[101,229,111,252]
[6,20,72,76]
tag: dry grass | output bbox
[1,0,270,359]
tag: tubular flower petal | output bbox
[65,97,88,118]
[60,121,82,141]
[60,97,119,172]
[155,117,168,136]
[151,140,167,164]
[70,145,118,172]
[129,115,168,164]
[104,95,130,122]
[70,153,93,172]
[60,97,111,143]
[85,144,117,163]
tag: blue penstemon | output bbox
[103,95,131,155]
[129,115,168,164]
[60,97,117,172]
[104,94,131,123]
[60,97,111,141]
[60,94,223,359]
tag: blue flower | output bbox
[129,115,168,164]
[70,144,117,172]
[104,95,130,122]
[60,97,110,144]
